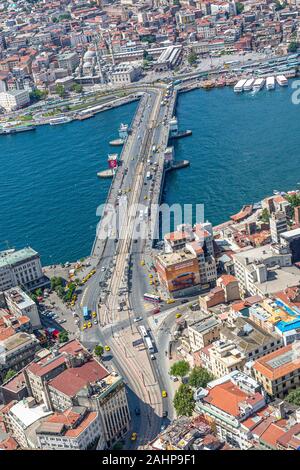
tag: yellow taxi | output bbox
[131,432,137,441]
[82,323,87,330]
[92,311,97,318]
[104,345,110,352]
[175,313,182,319]
[166,298,175,304]
[149,280,153,285]
[149,274,153,278]
[87,321,92,328]
[144,195,148,200]
[162,390,167,398]
[140,260,145,266]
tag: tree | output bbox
[260,208,270,223]
[55,285,65,299]
[173,384,195,416]
[170,360,190,379]
[286,388,300,406]
[275,0,287,10]
[4,369,16,382]
[288,41,299,53]
[286,193,300,208]
[30,89,48,102]
[55,84,66,98]
[188,366,214,389]
[94,345,104,357]
[51,276,64,290]
[35,288,43,297]
[58,331,69,343]
[236,2,244,14]
[71,83,83,94]
[188,50,198,66]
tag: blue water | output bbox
[0,102,138,264]
[1,85,300,265]
[165,85,300,225]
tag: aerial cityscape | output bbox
[2,0,300,457]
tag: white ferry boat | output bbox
[276,75,288,86]
[252,78,265,91]
[234,79,247,93]
[49,116,72,126]
[243,78,255,91]
[266,76,275,90]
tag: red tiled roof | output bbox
[48,360,108,397]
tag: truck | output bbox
[83,306,90,321]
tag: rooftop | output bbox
[0,247,39,269]
[10,398,52,429]
[253,343,300,380]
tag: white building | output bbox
[0,89,30,111]
[36,406,106,450]
[4,287,41,329]
[233,244,300,297]
[110,62,141,84]
[0,247,45,292]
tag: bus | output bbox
[83,306,90,320]
[144,336,154,354]
[143,293,160,303]
[139,325,148,338]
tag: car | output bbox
[58,319,66,324]
[181,299,188,304]
[150,354,155,360]
[170,375,178,382]
[131,432,137,441]
[162,411,168,418]
[149,274,153,278]
[162,390,167,398]
[104,345,110,352]
[87,321,92,328]
[176,313,182,319]
[92,311,97,318]
[160,424,167,432]
[149,280,153,285]
[140,260,145,266]
[166,298,175,304]
[93,319,98,325]
[101,267,106,272]
[134,408,140,416]
[133,316,142,323]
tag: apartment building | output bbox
[195,371,266,449]
[57,52,80,72]
[24,340,130,448]
[253,343,300,398]
[188,316,221,352]
[220,317,283,362]
[0,89,29,111]
[4,287,40,329]
[155,250,201,293]
[208,339,246,378]
[233,243,299,297]
[270,211,288,243]
[36,407,106,450]
[0,332,40,383]
[0,247,45,292]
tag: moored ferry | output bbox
[49,116,72,125]
[252,78,265,91]
[234,79,247,93]
[266,76,275,90]
[243,78,255,91]
[276,75,288,86]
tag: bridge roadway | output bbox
[76,85,178,448]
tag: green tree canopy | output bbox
[187,50,197,66]
[260,208,270,223]
[94,345,104,357]
[51,276,64,290]
[55,84,66,98]
[4,369,17,382]
[30,89,48,101]
[288,41,299,53]
[173,384,195,416]
[58,331,69,343]
[286,388,300,406]
[236,2,244,14]
[71,83,83,94]
[170,360,190,378]
[188,366,214,389]
[286,193,300,208]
